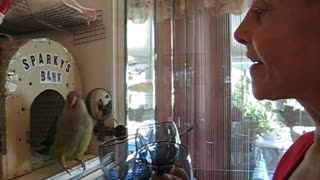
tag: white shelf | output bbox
[13,155,101,180]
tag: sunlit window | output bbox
[126,20,156,135]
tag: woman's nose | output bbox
[234,21,249,45]
[234,23,249,45]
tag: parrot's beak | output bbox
[69,96,77,108]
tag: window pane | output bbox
[126,19,156,134]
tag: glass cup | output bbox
[134,141,194,180]
[99,135,148,180]
[135,121,181,151]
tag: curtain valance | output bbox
[128,0,252,23]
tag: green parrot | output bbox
[49,90,94,175]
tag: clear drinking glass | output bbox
[99,121,194,180]
[134,141,194,180]
[135,121,181,151]
[99,135,150,180]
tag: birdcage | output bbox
[0,38,82,179]
[0,0,99,35]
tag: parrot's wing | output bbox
[71,115,94,158]
[49,97,93,162]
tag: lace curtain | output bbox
[127,0,252,23]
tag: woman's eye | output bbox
[252,8,264,16]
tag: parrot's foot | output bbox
[64,166,72,176]
[60,162,72,176]
[75,158,86,171]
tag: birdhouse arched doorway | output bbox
[30,89,65,168]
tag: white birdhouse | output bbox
[0,38,82,179]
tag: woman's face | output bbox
[234,0,320,101]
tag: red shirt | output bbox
[273,131,314,180]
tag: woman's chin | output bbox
[252,89,283,101]
[253,90,292,101]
